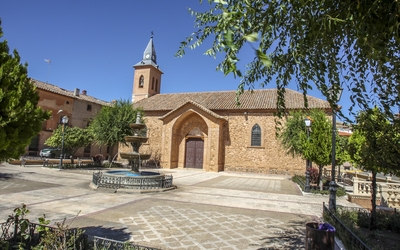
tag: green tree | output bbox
[336,135,350,168]
[347,107,400,230]
[279,109,348,185]
[302,109,332,184]
[177,0,400,118]
[44,126,92,157]
[0,20,49,161]
[88,99,142,161]
[278,111,306,158]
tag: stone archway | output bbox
[171,112,208,170]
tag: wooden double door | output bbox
[185,138,204,169]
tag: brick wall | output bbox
[119,109,306,175]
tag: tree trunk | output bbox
[370,171,377,230]
[108,144,114,163]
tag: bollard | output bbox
[43,159,49,167]
[20,157,26,167]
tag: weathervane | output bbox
[151,31,154,38]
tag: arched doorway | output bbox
[185,138,204,169]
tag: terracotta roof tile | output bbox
[134,89,331,111]
[32,79,110,106]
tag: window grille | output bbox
[251,124,261,146]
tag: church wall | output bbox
[128,109,305,175]
[216,111,304,175]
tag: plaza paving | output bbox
[0,163,358,249]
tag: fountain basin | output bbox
[119,152,151,160]
[129,123,146,130]
[91,113,175,193]
[90,170,175,193]
[106,170,160,177]
[124,136,148,143]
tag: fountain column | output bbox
[120,112,151,173]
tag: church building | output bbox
[122,36,332,175]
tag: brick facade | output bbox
[120,105,306,175]
[122,36,329,175]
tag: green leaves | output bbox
[0,22,49,161]
[89,99,142,147]
[348,107,400,175]
[178,0,400,119]
[244,32,258,42]
[256,49,272,67]
[45,126,92,155]
[214,0,228,5]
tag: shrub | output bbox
[308,167,319,184]
[291,175,347,197]
[92,154,104,166]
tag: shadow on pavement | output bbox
[0,173,15,180]
[256,219,308,250]
[81,225,131,242]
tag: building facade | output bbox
[119,36,333,175]
[26,80,116,159]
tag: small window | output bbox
[152,77,154,90]
[87,104,92,111]
[155,79,158,92]
[139,75,144,88]
[251,124,261,146]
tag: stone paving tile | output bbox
[0,163,360,249]
[69,198,312,250]
[0,178,61,195]
[193,176,301,195]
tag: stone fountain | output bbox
[119,113,152,175]
[90,113,175,192]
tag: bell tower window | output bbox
[155,79,158,92]
[152,77,154,90]
[139,75,144,88]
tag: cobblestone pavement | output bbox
[0,163,358,249]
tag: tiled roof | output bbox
[134,89,331,111]
[32,79,110,106]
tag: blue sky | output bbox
[1,1,352,119]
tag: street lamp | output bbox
[304,117,312,192]
[328,85,343,212]
[59,115,69,170]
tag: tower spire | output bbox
[136,32,157,66]
[132,33,163,103]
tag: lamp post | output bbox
[328,85,343,212]
[304,117,312,192]
[59,115,69,170]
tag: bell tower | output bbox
[132,34,163,103]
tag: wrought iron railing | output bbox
[92,236,159,250]
[322,202,371,250]
[92,172,174,190]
